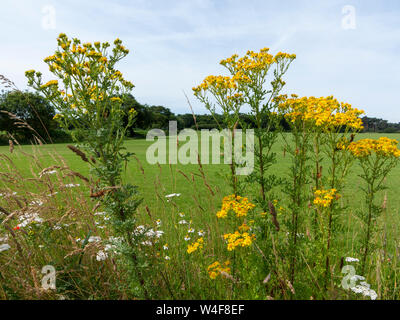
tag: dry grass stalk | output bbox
[8,140,14,154]
[67,145,89,163]
[268,201,280,231]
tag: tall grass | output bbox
[1,134,400,300]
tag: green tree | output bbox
[0,90,56,143]
[121,94,153,136]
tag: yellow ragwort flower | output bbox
[216,195,256,219]
[207,260,231,279]
[313,188,341,208]
[348,137,400,158]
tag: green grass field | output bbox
[2,133,400,299]
[3,132,400,252]
[2,133,400,214]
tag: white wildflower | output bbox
[188,228,195,233]
[178,220,188,225]
[350,284,377,300]
[104,244,116,252]
[30,200,44,206]
[165,193,181,198]
[144,228,164,239]
[346,273,377,300]
[350,275,365,282]
[134,225,146,235]
[163,244,168,250]
[17,212,44,228]
[64,183,80,188]
[88,236,101,243]
[345,257,360,263]
[40,170,57,177]
[35,217,44,223]
[184,235,191,241]
[155,230,164,238]
[369,290,378,300]
[0,243,11,252]
[164,256,170,260]
[96,250,108,261]
[198,230,205,237]
[145,229,156,237]
[351,286,364,294]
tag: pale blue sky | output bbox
[1,0,399,121]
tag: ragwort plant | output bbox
[276,95,313,292]
[193,74,244,196]
[277,95,364,293]
[219,49,295,208]
[219,51,296,296]
[25,33,154,298]
[193,48,297,298]
[348,137,400,274]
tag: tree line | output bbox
[0,90,399,144]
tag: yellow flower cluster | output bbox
[223,230,255,251]
[26,33,136,120]
[187,237,204,254]
[336,137,351,150]
[193,48,295,100]
[40,80,58,89]
[216,195,256,219]
[37,34,131,86]
[221,49,273,73]
[192,75,237,93]
[277,96,364,131]
[220,48,296,76]
[110,97,122,103]
[207,261,231,280]
[348,137,400,158]
[314,188,341,208]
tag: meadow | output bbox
[2,133,400,213]
[1,133,400,300]
[2,35,400,301]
